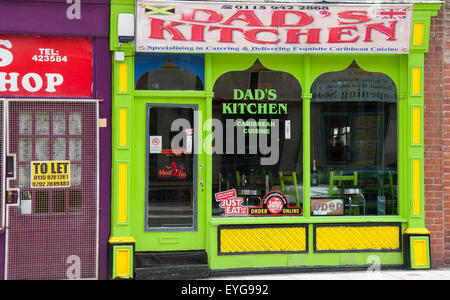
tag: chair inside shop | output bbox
[235,169,270,206]
[329,171,366,215]
[359,170,397,215]
[329,171,358,196]
[279,171,300,206]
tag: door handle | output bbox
[199,164,204,187]
[6,190,19,205]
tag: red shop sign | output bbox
[0,35,92,97]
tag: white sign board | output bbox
[136,1,413,54]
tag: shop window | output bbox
[53,138,66,160]
[19,138,32,162]
[212,59,303,217]
[135,53,204,90]
[53,112,66,134]
[35,138,49,160]
[34,191,49,214]
[310,61,398,216]
[52,191,66,213]
[69,112,82,135]
[19,112,32,134]
[70,165,82,187]
[69,190,82,213]
[35,112,49,134]
[69,138,82,161]
[15,108,86,215]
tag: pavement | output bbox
[209,267,450,280]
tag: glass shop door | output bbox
[143,102,205,251]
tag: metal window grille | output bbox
[4,99,98,280]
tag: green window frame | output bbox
[208,53,408,225]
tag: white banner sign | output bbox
[136,1,413,54]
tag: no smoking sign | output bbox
[149,136,162,153]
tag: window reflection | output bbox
[310,61,398,216]
[136,57,204,90]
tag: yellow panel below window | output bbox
[413,240,428,267]
[115,249,131,278]
[315,225,400,251]
[220,226,307,254]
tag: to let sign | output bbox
[31,161,71,188]
[0,35,92,97]
[137,1,413,54]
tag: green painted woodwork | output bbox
[132,94,207,251]
[109,0,442,272]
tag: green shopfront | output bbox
[108,0,441,279]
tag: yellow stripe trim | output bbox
[119,108,127,147]
[405,228,430,235]
[412,67,421,95]
[119,63,128,92]
[109,236,136,244]
[413,22,425,46]
[413,160,421,216]
[412,106,421,144]
[118,163,128,223]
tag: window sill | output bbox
[209,215,409,226]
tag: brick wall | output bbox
[444,0,450,266]
[424,0,450,267]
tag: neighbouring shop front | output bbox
[0,0,111,280]
[109,0,441,279]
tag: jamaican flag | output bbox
[144,5,175,16]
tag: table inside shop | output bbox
[337,169,397,215]
[272,184,330,204]
[236,187,265,207]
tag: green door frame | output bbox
[132,94,207,251]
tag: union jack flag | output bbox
[376,8,407,20]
